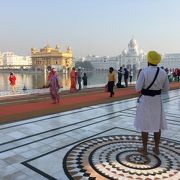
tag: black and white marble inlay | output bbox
[63,135,180,180]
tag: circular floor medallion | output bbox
[116,151,160,169]
[63,135,180,180]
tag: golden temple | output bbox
[31,44,73,72]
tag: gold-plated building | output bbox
[31,44,73,72]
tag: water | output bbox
[0,71,110,91]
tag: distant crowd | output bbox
[162,67,180,82]
[7,65,180,103]
[69,67,87,93]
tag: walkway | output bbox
[0,84,179,179]
[0,82,179,124]
[0,85,137,124]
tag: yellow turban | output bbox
[147,51,161,65]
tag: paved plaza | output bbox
[0,89,180,179]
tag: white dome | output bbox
[129,38,137,47]
[128,37,139,55]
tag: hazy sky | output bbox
[0,0,180,57]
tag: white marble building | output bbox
[81,38,145,71]
[2,52,32,66]
[81,38,180,71]
[82,55,119,70]
[120,38,145,70]
[159,53,180,69]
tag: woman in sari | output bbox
[70,67,77,92]
[49,68,60,104]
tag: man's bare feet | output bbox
[137,148,147,155]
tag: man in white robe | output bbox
[134,51,169,155]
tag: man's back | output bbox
[136,66,169,92]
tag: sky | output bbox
[0,0,180,57]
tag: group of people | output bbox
[70,67,87,92]
[117,67,133,87]
[164,67,180,82]
[47,67,88,104]
[7,50,174,156]
[50,59,170,157]
[8,66,88,104]
[106,66,133,98]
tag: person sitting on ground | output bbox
[134,51,169,155]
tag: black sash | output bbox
[137,67,161,102]
[141,89,161,96]
[141,67,161,97]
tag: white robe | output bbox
[134,66,170,132]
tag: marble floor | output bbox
[0,89,179,179]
